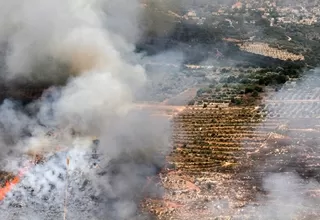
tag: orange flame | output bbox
[0,161,33,201]
[0,176,20,200]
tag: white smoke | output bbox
[0,0,147,152]
[0,0,171,219]
[0,0,145,85]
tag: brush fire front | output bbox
[0,130,169,219]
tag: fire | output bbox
[0,161,34,201]
[0,176,20,200]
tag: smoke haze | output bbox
[1,0,319,219]
[0,0,173,219]
[239,70,320,219]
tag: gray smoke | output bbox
[0,0,146,85]
[0,0,173,219]
[251,173,319,220]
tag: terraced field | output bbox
[143,74,320,219]
[170,106,264,173]
[238,42,304,61]
[142,106,267,219]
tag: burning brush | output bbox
[0,0,173,219]
[0,136,107,218]
[0,159,34,201]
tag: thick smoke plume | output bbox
[0,0,172,219]
[0,0,147,155]
[0,0,146,85]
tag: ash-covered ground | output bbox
[0,110,170,220]
[1,150,150,220]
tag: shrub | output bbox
[240,78,251,84]
[197,87,212,96]
[238,73,245,79]
[275,74,288,84]
[231,97,243,105]
[244,86,254,94]
[188,99,195,105]
[258,75,274,86]
[227,76,237,83]
[252,91,259,97]
[254,85,263,92]
[235,99,243,105]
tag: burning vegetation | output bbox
[0,0,320,220]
